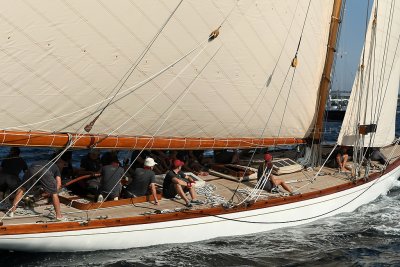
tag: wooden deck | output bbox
[1,145,399,227]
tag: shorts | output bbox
[261,179,274,192]
[21,165,57,194]
[163,183,189,199]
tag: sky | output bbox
[332,0,373,92]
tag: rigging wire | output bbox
[349,0,399,174]
[6,42,203,132]
[83,0,184,133]
[0,0,243,220]
[228,0,315,203]
[228,0,301,141]
[184,165,395,225]
[90,46,223,216]
[88,39,210,147]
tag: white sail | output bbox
[338,0,400,147]
[0,0,333,140]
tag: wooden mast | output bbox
[310,0,343,141]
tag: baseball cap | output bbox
[144,157,157,167]
[173,159,185,168]
[264,153,273,161]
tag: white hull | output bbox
[0,165,398,252]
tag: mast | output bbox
[310,0,343,141]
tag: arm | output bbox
[56,176,62,191]
[171,177,188,186]
[186,174,195,183]
[149,183,159,205]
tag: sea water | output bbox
[0,119,399,266]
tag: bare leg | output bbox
[336,154,343,170]
[150,183,159,205]
[52,194,62,219]
[231,151,240,164]
[342,154,349,171]
[11,188,24,213]
[173,184,190,204]
[188,187,197,200]
[271,177,293,194]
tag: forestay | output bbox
[0,0,333,142]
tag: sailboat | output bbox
[0,0,399,252]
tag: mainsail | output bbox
[0,0,334,148]
[338,0,400,148]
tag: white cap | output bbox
[144,157,157,167]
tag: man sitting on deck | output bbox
[9,157,66,220]
[257,153,295,195]
[162,159,202,208]
[97,154,124,202]
[336,146,350,172]
[125,157,159,205]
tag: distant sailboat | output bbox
[0,0,399,252]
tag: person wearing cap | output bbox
[257,153,295,195]
[9,156,66,220]
[125,157,159,205]
[162,159,202,207]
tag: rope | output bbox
[90,39,210,147]
[229,0,315,203]
[90,45,222,218]
[83,0,184,133]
